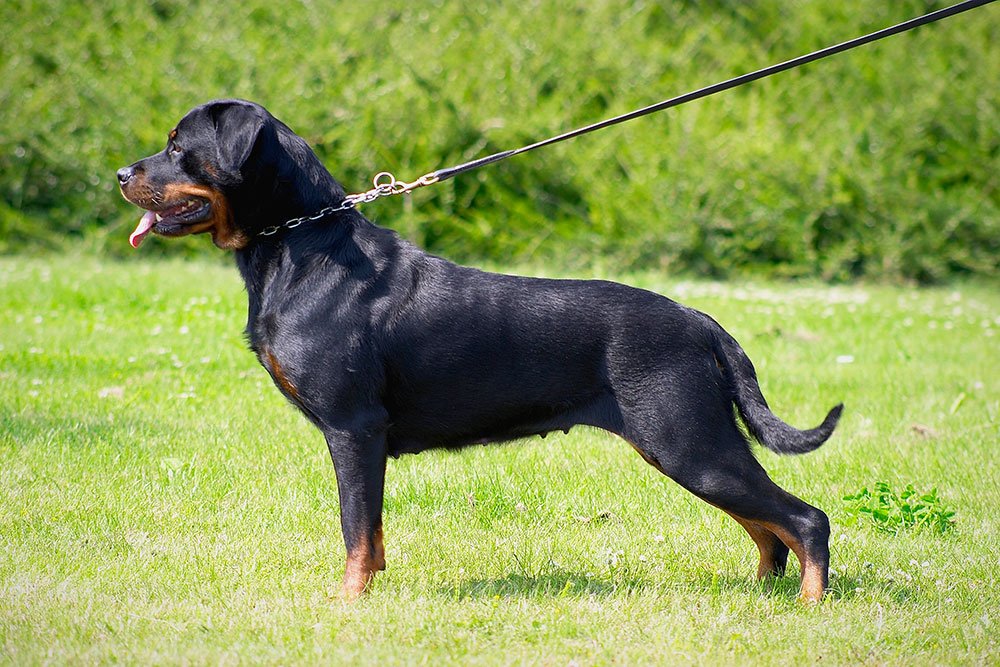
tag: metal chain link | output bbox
[258,171,438,237]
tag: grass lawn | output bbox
[1,254,997,665]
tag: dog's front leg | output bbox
[324,418,388,600]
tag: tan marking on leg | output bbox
[372,524,386,571]
[760,520,826,603]
[627,441,667,474]
[799,566,826,603]
[723,511,785,580]
[340,528,384,601]
[340,553,375,600]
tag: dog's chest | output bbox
[245,311,308,406]
[257,346,302,402]
[245,304,372,414]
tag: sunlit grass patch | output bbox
[1,255,998,664]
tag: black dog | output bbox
[118,99,842,601]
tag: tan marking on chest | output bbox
[264,350,300,400]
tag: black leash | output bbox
[429,0,995,185]
[260,0,995,237]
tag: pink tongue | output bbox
[129,210,157,248]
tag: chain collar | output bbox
[258,171,438,238]
[257,199,355,237]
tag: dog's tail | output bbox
[704,313,843,455]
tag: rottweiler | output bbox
[118,99,842,601]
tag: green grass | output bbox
[1,254,998,664]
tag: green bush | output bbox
[1,0,997,281]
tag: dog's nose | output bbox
[117,166,135,185]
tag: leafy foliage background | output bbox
[1,0,997,281]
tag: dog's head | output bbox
[118,99,343,249]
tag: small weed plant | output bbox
[843,483,956,535]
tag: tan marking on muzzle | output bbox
[161,183,248,250]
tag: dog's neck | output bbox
[230,150,349,293]
[230,123,347,236]
[233,207,376,338]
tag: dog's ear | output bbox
[211,102,268,175]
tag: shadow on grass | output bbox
[826,570,916,604]
[445,568,649,599]
[443,566,919,602]
[690,568,916,603]
[441,564,913,601]
[689,571,802,598]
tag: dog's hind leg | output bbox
[628,421,829,602]
[722,511,790,580]
[625,437,785,578]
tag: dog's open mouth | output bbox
[129,197,212,248]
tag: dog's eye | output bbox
[168,140,182,155]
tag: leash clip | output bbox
[350,171,439,204]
